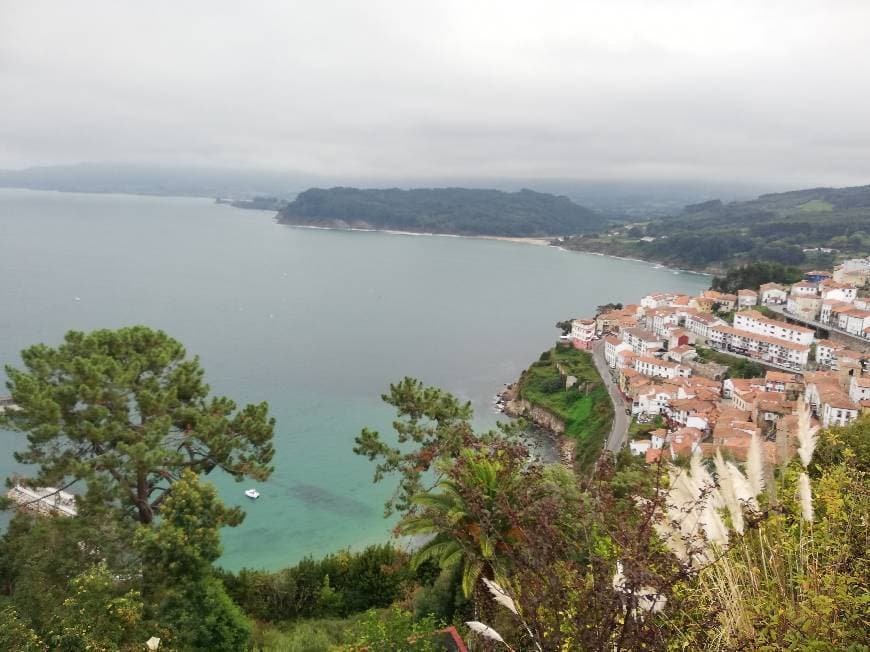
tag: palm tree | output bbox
[398,447,523,597]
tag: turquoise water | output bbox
[0,189,708,570]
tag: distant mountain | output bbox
[562,183,870,272]
[0,162,316,199]
[277,187,601,237]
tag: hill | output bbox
[562,183,870,272]
[277,187,600,237]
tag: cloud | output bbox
[1,0,869,185]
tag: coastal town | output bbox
[569,257,870,465]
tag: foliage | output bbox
[563,182,870,270]
[2,326,275,524]
[665,419,870,650]
[596,302,624,314]
[0,510,136,632]
[219,544,415,621]
[353,377,516,516]
[47,562,146,652]
[135,469,251,650]
[0,607,47,652]
[279,186,601,237]
[399,441,544,598]
[710,261,803,293]
[694,345,766,378]
[337,606,444,652]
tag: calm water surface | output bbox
[0,189,708,569]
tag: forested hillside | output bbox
[563,183,870,271]
[278,187,601,236]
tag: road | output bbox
[591,341,630,452]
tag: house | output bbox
[666,328,691,350]
[819,280,857,303]
[604,335,633,368]
[805,375,860,427]
[723,377,766,400]
[645,308,681,339]
[571,319,596,349]
[786,292,822,321]
[815,339,845,368]
[633,355,688,380]
[764,370,801,394]
[702,290,737,312]
[820,299,852,325]
[790,281,819,297]
[732,310,815,346]
[621,327,664,357]
[665,398,716,431]
[737,289,758,309]
[754,391,793,425]
[835,307,870,337]
[596,307,641,335]
[759,283,788,305]
[684,313,724,342]
[665,344,695,364]
[848,375,870,403]
[640,293,676,310]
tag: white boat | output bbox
[244,488,260,499]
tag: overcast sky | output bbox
[1,0,869,186]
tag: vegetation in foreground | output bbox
[1,326,868,650]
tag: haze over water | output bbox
[0,189,708,569]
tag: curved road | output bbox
[591,341,630,452]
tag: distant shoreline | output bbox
[280,222,711,276]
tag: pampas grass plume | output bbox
[747,432,765,497]
[798,472,814,522]
[796,399,818,469]
[466,621,506,644]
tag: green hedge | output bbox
[217,545,414,622]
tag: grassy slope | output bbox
[517,344,614,468]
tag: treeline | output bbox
[564,182,870,270]
[218,545,415,621]
[278,186,601,237]
[710,262,804,293]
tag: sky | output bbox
[1,0,869,186]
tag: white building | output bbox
[848,375,870,404]
[684,313,724,342]
[759,283,788,305]
[790,281,819,297]
[621,327,664,356]
[815,339,844,368]
[604,336,632,368]
[571,319,596,349]
[732,310,815,346]
[709,325,810,370]
[640,293,676,310]
[805,379,859,428]
[737,289,758,309]
[836,307,870,337]
[819,281,857,303]
[633,355,686,380]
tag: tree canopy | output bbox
[2,326,275,524]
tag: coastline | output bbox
[280,221,709,276]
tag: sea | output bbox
[0,188,708,570]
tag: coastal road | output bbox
[591,341,630,452]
